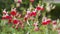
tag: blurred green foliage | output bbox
[50,3,60,19]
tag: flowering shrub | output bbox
[0,0,60,34]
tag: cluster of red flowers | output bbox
[42,17,51,25]
[2,8,24,29]
[2,6,57,32]
[2,0,56,31]
[1,0,57,33]
[2,2,45,31]
[24,9,37,20]
[2,6,44,30]
[42,17,57,26]
[24,4,44,21]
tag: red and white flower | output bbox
[36,4,44,11]
[30,10,36,16]
[10,8,17,16]
[52,20,57,25]
[13,18,19,24]
[5,14,12,20]
[32,11,36,16]
[42,17,51,25]
[47,18,51,24]
[36,5,41,11]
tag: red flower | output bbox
[10,11,16,16]
[32,11,36,16]
[36,7,41,11]
[6,15,12,20]
[36,4,44,11]
[42,20,51,25]
[6,15,12,24]
[42,18,51,25]
[52,20,57,25]
[53,22,57,25]
[42,21,48,25]
[46,19,51,24]
[13,19,19,24]
[30,0,34,3]
[30,11,36,16]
